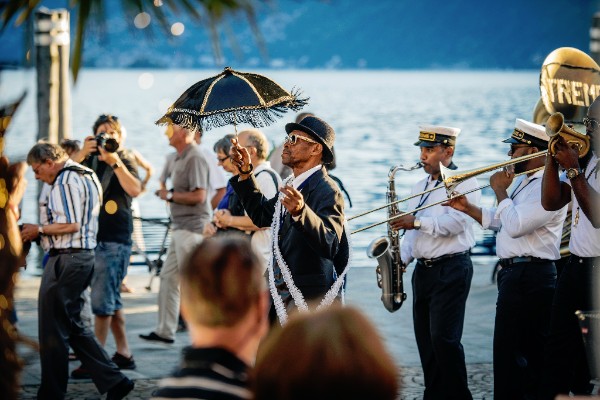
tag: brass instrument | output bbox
[545,112,590,158]
[367,163,421,312]
[351,153,547,234]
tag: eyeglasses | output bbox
[217,155,230,163]
[32,161,46,175]
[583,117,599,131]
[284,133,319,146]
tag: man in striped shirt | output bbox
[150,237,269,400]
[20,142,134,400]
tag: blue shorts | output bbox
[91,241,131,315]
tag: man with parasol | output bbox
[230,116,350,325]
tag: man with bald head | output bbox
[229,116,349,325]
[540,98,600,399]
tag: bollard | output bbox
[34,8,71,144]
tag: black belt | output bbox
[570,255,600,266]
[417,250,470,267]
[48,248,94,257]
[499,256,549,267]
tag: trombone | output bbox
[350,151,547,235]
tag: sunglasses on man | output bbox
[284,133,319,146]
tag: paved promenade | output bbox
[15,259,499,399]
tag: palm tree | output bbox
[0,0,267,81]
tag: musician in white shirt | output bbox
[391,125,480,400]
[539,97,600,399]
[444,119,567,400]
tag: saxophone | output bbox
[367,162,422,312]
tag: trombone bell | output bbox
[546,112,590,158]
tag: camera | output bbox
[93,132,119,155]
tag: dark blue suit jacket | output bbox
[230,167,347,301]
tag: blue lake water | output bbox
[2,68,539,271]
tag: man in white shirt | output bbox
[444,119,567,400]
[390,125,480,400]
[539,98,600,399]
[213,129,281,269]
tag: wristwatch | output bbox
[166,190,174,202]
[38,225,45,235]
[413,219,421,230]
[566,167,582,180]
[112,161,121,170]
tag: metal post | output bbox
[590,12,600,65]
[34,8,71,144]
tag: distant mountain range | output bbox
[1,0,599,69]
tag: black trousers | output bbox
[493,260,556,400]
[37,252,125,400]
[412,253,473,400]
[539,255,599,399]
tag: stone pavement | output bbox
[14,259,499,399]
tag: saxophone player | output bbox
[443,119,567,400]
[390,125,480,400]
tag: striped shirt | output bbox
[40,159,102,250]
[150,347,251,400]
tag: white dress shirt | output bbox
[481,169,567,260]
[561,152,600,257]
[251,161,282,268]
[401,174,481,265]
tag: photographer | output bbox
[71,114,141,377]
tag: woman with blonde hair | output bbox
[252,306,400,400]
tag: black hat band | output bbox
[418,131,456,146]
[511,128,548,149]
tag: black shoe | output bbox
[70,365,91,379]
[139,332,174,344]
[112,352,137,370]
[106,377,134,400]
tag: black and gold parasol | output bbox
[156,67,308,132]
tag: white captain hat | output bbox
[502,119,549,149]
[414,125,461,147]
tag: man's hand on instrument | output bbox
[280,184,305,216]
[552,135,580,170]
[20,223,39,242]
[390,214,416,231]
[490,168,513,192]
[229,138,252,175]
[442,191,470,212]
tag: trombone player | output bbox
[539,97,600,399]
[443,119,567,400]
[390,125,480,400]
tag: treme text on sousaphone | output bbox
[351,117,590,312]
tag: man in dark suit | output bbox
[230,116,349,325]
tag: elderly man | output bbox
[539,98,600,398]
[20,142,133,400]
[390,125,480,400]
[229,116,349,325]
[150,237,269,399]
[140,123,210,344]
[444,119,567,399]
[213,128,281,267]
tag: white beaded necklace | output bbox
[268,175,353,325]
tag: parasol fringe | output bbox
[156,90,309,132]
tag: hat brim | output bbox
[502,137,521,144]
[502,136,549,149]
[414,140,441,147]
[285,122,334,163]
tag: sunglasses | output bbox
[509,144,530,154]
[217,155,230,163]
[583,117,599,131]
[97,114,118,123]
[284,133,319,146]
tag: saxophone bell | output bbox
[368,236,406,312]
